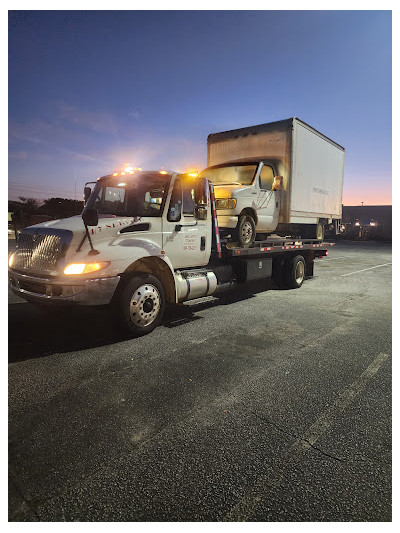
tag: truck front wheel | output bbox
[236,215,256,247]
[117,274,165,336]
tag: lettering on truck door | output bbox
[162,176,208,268]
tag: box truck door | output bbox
[162,176,208,268]
[254,164,280,231]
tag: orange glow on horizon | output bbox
[343,185,392,206]
[343,194,392,206]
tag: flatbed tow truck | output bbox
[9,169,333,336]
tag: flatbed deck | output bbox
[222,237,335,257]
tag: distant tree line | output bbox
[9,197,84,229]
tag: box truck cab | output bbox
[201,118,345,247]
[199,161,282,246]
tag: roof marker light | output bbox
[113,172,118,176]
[159,170,168,174]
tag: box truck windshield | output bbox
[86,173,171,217]
[200,163,258,185]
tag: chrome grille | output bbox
[13,230,71,274]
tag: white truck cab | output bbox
[9,170,215,335]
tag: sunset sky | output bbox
[9,10,392,205]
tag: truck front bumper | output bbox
[9,269,120,306]
[215,214,239,229]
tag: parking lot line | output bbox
[340,263,392,277]
[223,352,390,522]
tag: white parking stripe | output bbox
[340,263,392,277]
[223,352,390,522]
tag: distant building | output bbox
[341,205,392,240]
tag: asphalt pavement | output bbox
[8,241,392,521]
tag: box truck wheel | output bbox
[300,224,324,240]
[285,255,306,289]
[235,215,256,247]
[117,274,165,336]
[315,223,324,240]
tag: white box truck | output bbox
[200,118,345,246]
[9,168,332,337]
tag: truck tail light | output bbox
[315,250,328,258]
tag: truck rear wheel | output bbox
[236,215,256,247]
[117,274,165,336]
[285,255,306,289]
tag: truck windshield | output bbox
[200,164,258,185]
[85,172,171,217]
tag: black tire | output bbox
[284,255,306,289]
[116,274,165,336]
[235,215,256,247]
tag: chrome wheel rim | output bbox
[295,261,305,284]
[241,221,253,244]
[129,284,161,327]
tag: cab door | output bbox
[254,163,279,231]
[162,175,209,269]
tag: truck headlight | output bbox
[215,198,237,210]
[8,253,15,268]
[64,262,110,275]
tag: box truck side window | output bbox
[260,165,274,190]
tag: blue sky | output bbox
[9,10,392,204]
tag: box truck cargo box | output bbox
[201,118,345,245]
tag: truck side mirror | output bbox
[82,207,99,227]
[84,186,92,203]
[272,176,283,191]
[193,177,209,206]
[195,206,208,220]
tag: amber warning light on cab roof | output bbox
[112,164,143,177]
